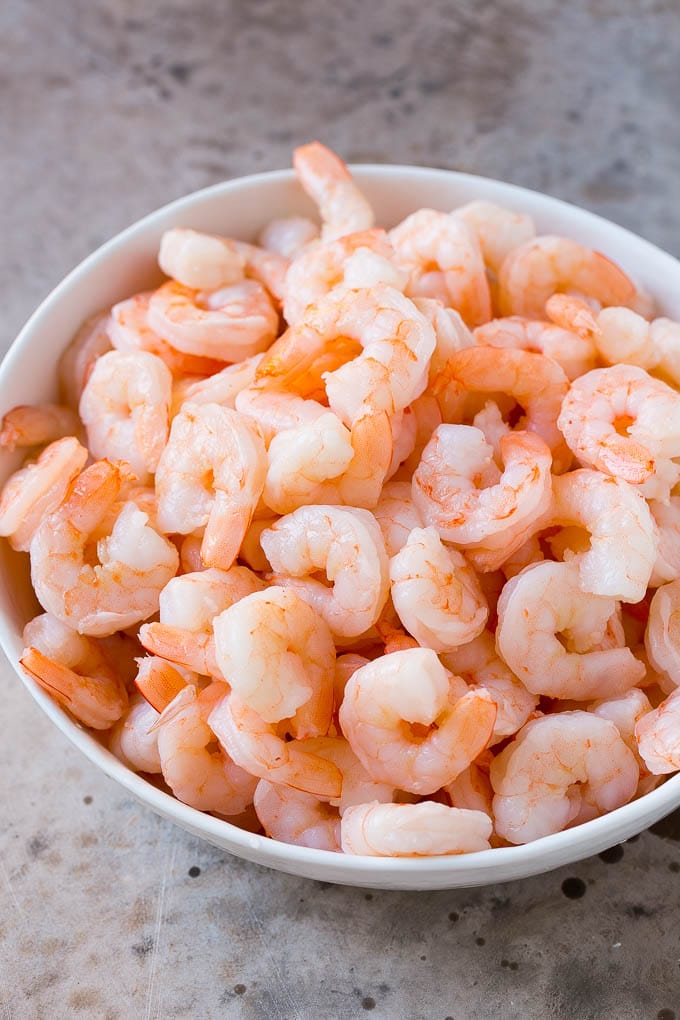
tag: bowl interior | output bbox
[2,165,680,889]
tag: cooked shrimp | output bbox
[0,436,88,551]
[293,141,374,241]
[155,404,266,571]
[258,216,320,259]
[412,425,553,558]
[452,199,535,277]
[134,655,191,713]
[441,631,537,743]
[283,229,396,325]
[79,350,172,482]
[490,712,639,843]
[596,307,680,388]
[496,561,646,699]
[0,403,80,451]
[171,354,263,417]
[208,692,342,798]
[261,506,390,639]
[550,469,657,602]
[389,209,491,327]
[439,347,570,469]
[298,735,396,813]
[499,533,545,580]
[471,400,511,463]
[373,480,423,557]
[253,779,340,850]
[635,686,680,775]
[414,297,474,422]
[235,387,327,445]
[444,760,494,817]
[58,311,112,409]
[649,497,680,586]
[390,527,488,652]
[338,648,496,794]
[30,459,179,636]
[108,693,162,773]
[341,801,492,856]
[590,688,653,757]
[231,240,289,304]
[645,580,680,686]
[158,227,244,290]
[109,292,226,379]
[156,684,258,814]
[147,280,278,362]
[557,365,680,498]
[238,517,275,573]
[498,235,639,318]
[213,586,335,732]
[474,316,597,381]
[140,566,265,678]
[21,612,129,729]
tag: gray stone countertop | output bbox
[2,2,680,1017]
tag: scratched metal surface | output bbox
[2,2,680,1017]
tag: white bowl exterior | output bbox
[2,166,680,889]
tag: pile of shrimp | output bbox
[4,141,680,858]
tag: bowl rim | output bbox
[4,162,680,881]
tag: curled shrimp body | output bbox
[496,561,646,700]
[79,350,172,482]
[108,693,162,773]
[635,686,680,775]
[551,469,657,603]
[30,459,179,636]
[452,200,535,277]
[441,631,538,744]
[596,307,680,388]
[591,688,653,760]
[157,684,258,814]
[208,692,343,798]
[338,648,496,795]
[490,712,639,844]
[649,497,680,586]
[58,312,113,409]
[140,566,265,678]
[171,354,263,417]
[645,580,680,686]
[389,209,491,327]
[298,735,396,813]
[235,387,327,445]
[155,404,266,571]
[258,216,320,259]
[21,612,128,729]
[412,424,553,555]
[413,297,473,424]
[557,365,680,497]
[0,436,88,552]
[440,347,570,470]
[158,227,245,290]
[253,780,340,851]
[389,526,488,652]
[293,141,374,241]
[147,280,278,362]
[341,802,492,857]
[261,506,390,639]
[373,480,423,558]
[474,316,597,381]
[213,586,335,731]
[0,403,80,452]
[498,235,639,318]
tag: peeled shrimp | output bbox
[645,580,680,686]
[452,199,535,277]
[550,469,657,602]
[261,506,390,639]
[596,307,680,388]
[490,712,639,843]
[30,459,179,636]
[498,235,639,318]
[158,227,244,290]
[134,655,191,713]
[591,688,653,758]
[389,209,491,326]
[0,403,80,451]
[140,565,265,678]
[155,403,266,571]
[0,436,88,551]
[649,497,680,586]
[58,311,112,409]
[635,686,680,775]
[341,802,492,857]
[496,561,645,699]
[293,141,374,241]
[147,279,278,362]
[79,350,172,482]
[258,215,320,260]
[557,365,680,497]
[389,527,488,652]
[338,648,496,794]
[171,354,263,417]
[108,693,162,773]
[156,684,258,814]
[474,316,596,381]
[253,779,340,851]
[373,480,423,558]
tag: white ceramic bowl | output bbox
[2,166,679,890]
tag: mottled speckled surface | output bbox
[2,2,680,1017]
